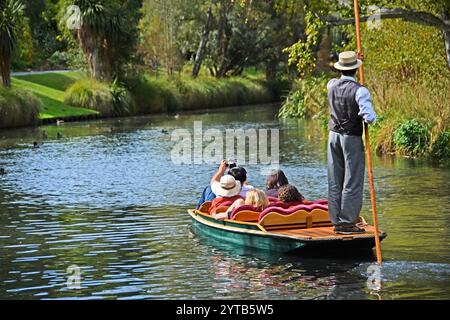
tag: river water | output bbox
[0,104,449,300]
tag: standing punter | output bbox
[327,51,376,235]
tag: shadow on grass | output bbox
[14,72,83,92]
[36,94,98,119]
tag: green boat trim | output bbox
[188,209,387,253]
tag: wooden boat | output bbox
[188,201,387,254]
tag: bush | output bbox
[47,51,69,70]
[0,87,41,129]
[64,79,135,117]
[278,74,331,119]
[123,74,181,114]
[124,74,275,114]
[393,119,431,157]
[430,130,450,165]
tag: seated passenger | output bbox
[229,166,254,198]
[213,189,269,221]
[208,161,244,214]
[277,184,304,205]
[265,169,289,198]
[196,160,253,208]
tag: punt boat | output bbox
[188,200,386,254]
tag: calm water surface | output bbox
[0,104,449,299]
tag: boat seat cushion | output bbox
[230,205,261,222]
[258,204,331,230]
[259,203,328,220]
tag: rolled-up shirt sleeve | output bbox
[327,79,337,91]
[356,86,377,124]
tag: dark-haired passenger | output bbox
[277,184,304,205]
[265,169,289,198]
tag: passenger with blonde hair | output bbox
[212,189,269,221]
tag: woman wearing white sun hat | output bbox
[208,160,244,214]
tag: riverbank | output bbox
[2,71,287,129]
[279,72,449,165]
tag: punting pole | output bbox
[353,0,382,265]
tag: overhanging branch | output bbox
[322,8,450,32]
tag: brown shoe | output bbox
[334,225,366,234]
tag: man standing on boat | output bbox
[327,51,376,235]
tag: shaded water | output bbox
[0,104,449,299]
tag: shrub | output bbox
[430,130,450,165]
[278,74,331,119]
[47,51,69,70]
[0,87,41,129]
[64,79,135,117]
[393,119,431,156]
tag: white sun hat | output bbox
[211,175,242,197]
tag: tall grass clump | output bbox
[0,87,41,129]
[64,79,135,117]
[278,73,331,120]
[123,74,276,114]
[123,74,181,114]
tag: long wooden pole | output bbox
[353,0,382,265]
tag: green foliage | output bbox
[64,79,121,117]
[124,73,275,114]
[0,86,41,128]
[278,73,331,119]
[393,119,431,157]
[59,0,142,81]
[430,130,450,165]
[341,20,448,82]
[283,11,324,77]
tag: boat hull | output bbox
[188,210,385,254]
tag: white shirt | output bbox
[327,76,377,124]
[240,184,254,198]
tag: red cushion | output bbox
[267,197,279,203]
[258,203,328,222]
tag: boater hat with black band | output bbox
[334,51,362,71]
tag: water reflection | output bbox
[0,104,449,299]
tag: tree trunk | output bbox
[0,57,11,87]
[78,27,112,82]
[442,9,450,69]
[192,6,213,78]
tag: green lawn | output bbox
[12,72,99,120]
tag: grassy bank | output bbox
[65,74,282,116]
[1,71,285,130]
[12,72,99,120]
[279,72,449,164]
[0,86,41,129]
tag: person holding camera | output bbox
[196,160,254,209]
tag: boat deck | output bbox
[271,225,380,240]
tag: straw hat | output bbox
[211,175,242,197]
[334,51,362,71]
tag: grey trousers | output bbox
[327,131,365,226]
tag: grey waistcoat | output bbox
[328,79,363,136]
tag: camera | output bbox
[227,159,237,169]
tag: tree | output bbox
[0,0,25,87]
[192,4,213,78]
[321,0,450,68]
[61,0,142,82]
